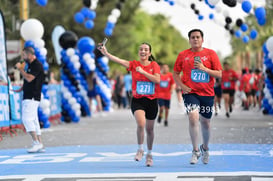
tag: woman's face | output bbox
[138,44,151,61]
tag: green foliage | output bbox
[1,0,189,75]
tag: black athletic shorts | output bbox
[131,97,158,120]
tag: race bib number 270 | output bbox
[191,69,210,83]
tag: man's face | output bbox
[189,31,203,49]
[22,50,34,63]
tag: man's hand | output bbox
[15,61,25,71]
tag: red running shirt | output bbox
[173,48,222,96]
[157,72,175,100]
[128,60,160,99]
[221,69,238,90]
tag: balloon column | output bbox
[94,50,112,111]
[59,31,87,123]
[104,0,125,37]
[262,36,273,115]
[20,18,51,128]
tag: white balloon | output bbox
[208,0,220,6]
[215,5,222,13]
[111,8,121,18]
[39,99,50,109]
[40,47,47,56]
[266,36,273,52]
[68,98,77,105]
[66,48,75,57]
[63,92,72,99]
[269,99,273,106]
[101,56,109,64]
[71,54,79,62]
[76,110,81,117]
[222,9,229,17]
[108,15,117,24]
[83,53,91,60]
[43,108,51,116]
[87,58,95,64]
[89,63,96,71]
[20,18,44,41]
[34,38,45,48]
[74,62,81,69]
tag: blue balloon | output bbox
[106,22,115,29]
[169,0,175,6]
[24,40,34,48]
[43,121,50,128]
[36,0,47,6]
[249,29,258,40]
[84,20,94,29]
[43,62,49,71]
[81,7,90,18]
[74,12,85,24]
[198,15,204,20]
[240,23,248,32]
[209,13,214,20]
[255,7,266,20]
[242,35,249,43]
[87,10,96,20]
[104,28,113,37]
[77,37,95,54]
[257,17,266,26]
[235,30,242,38]
[242,0,252,13]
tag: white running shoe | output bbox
[200,144,209,164]
[190,150,201,164]
[27,142,43,153]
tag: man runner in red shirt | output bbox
[157,64,175,126]
[173,29,222,164]
[221,62,238,118]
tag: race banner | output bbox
[0,10,7,83]
[0,84,10,127]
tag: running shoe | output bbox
[27,142,43,153]
[146,154,153,167]
[190,150,200,164]
[226,112,230,118]
[200,144,209,164]
[134,149,144,161]
[164,120,168,127]
[157,116,161,123]
[229,105,233,113]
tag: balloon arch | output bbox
[19,0,272,127]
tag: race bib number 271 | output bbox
[136,81,155,95]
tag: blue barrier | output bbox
[0,83,62,129]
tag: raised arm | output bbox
[97,45,130,68]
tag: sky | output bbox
[140,0,266,58]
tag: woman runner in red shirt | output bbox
[98,42,160,167]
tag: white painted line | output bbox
[252,178,273,181]
[176,179,214,181]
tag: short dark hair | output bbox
[188,29,204,39]
[23,47,35,55]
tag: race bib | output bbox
[191,69,210,83]
[136,81,155,95]
[160,81,169,88]
[224,81,231,88]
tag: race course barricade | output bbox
[0,83,62,140]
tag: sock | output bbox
[33,140,40,145]
[147,150,152,155]
[138,144,144,150]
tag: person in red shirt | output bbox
[157,64,175,126]
[173,29,222,165]
[98,42,160,167]
[221,62,238,118]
